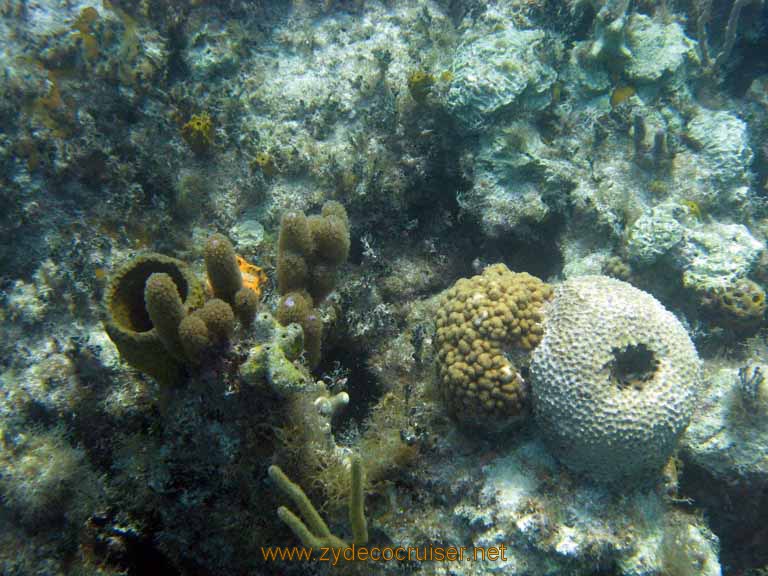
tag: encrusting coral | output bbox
[531,275,702,483]
[435,264,553,430]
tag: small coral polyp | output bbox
[435,264,553,431]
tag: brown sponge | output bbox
[276,291,313,326]
[233,287,259,326]
[302,311,323,369]
[205,233,242,304]
[144,272,187,361]
[278,211,314,256]
[196,298,235,343]
[308,263,338,304]
[277,251,309,295]
[178,314,210,363]
[309,206,350,265]
[274,202,350,371]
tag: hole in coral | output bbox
[608,343,658,391]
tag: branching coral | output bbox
[269,454,368,550]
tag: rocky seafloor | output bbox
[1,0,768,575]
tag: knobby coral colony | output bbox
[435,264,552,431]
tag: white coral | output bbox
[531,276,701,483]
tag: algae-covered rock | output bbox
[677,222,764,289]
[683,364,768,484]
[446,26,557,131]
[686,109,753,192]
[627,203,685,264]
[625,13,697,83]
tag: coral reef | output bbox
[435,264,552,430]
[2,0,768,573]
[531,275,702,483]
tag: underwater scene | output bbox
[2,0,768,575]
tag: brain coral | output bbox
[530,276,701,483]
[435,264,553,430]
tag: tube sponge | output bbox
[321,200,349,227]
[233,287,259,326]
[276,292,322,369]
[205,233,242,304]
[302,312,323,369]
[178,314,209,363]
[278,211,314,256]
[144,272,187,361]
[196,298,235,343]
[275,202,350,370]
[103,253,205,386]
[277,201,350,304]
[308,263,338,304]
[277,251,309,295]
[276,291,313,327]
[309,209,350,266]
